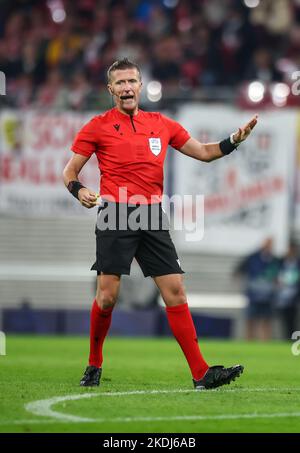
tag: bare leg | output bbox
[95,273,121,309]
[153,274,187,307]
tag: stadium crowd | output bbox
[0,0,300,109]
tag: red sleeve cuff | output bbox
[71,145,93,157]
[171,131,191,150]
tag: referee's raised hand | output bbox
[232,114,258,144]
[78,188,98,209]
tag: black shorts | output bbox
[91,202,184,277]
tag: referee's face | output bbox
[108,68,142,115]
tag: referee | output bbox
[63,58,257,390]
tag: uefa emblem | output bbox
[149,137,161,156]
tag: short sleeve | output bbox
[161,114,190,150]
[71,117,99,157]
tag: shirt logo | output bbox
[113,124,120,131]
[149,137,161,156]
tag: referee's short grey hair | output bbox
[107,58,142,83]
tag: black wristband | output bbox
[219,137,238,155]
[67,180,86,200]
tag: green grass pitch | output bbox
[0,335,299,433]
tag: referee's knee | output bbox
[165,295,187,307]
[163,286,187,307]
[95,292,117,310]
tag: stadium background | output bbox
[1,0,300,339]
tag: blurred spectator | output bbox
[45,18,82,68]
[243,47,282,83]
[235,238,279,341]
[275,241,300,340]
[66,71,91,110]
[249,0,292,36]
[22,41,47,85]
[0,12,24,79]
[147,4,171,39]
[8,74,34,108]
[152,36,182,89]
[3,298,36,333]
[279,24,300,85]
[219,5,255,85]
[34,69,68,109]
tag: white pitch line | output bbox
[21,387,300,425]
[25,393,97,422]
[3,411,300,426]
[24,389,202,423]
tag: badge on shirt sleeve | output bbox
[149,137,161,156]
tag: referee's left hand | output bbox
[233,114,258,144]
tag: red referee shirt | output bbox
[71,107,190,204]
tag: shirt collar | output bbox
[113,107,142,119]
